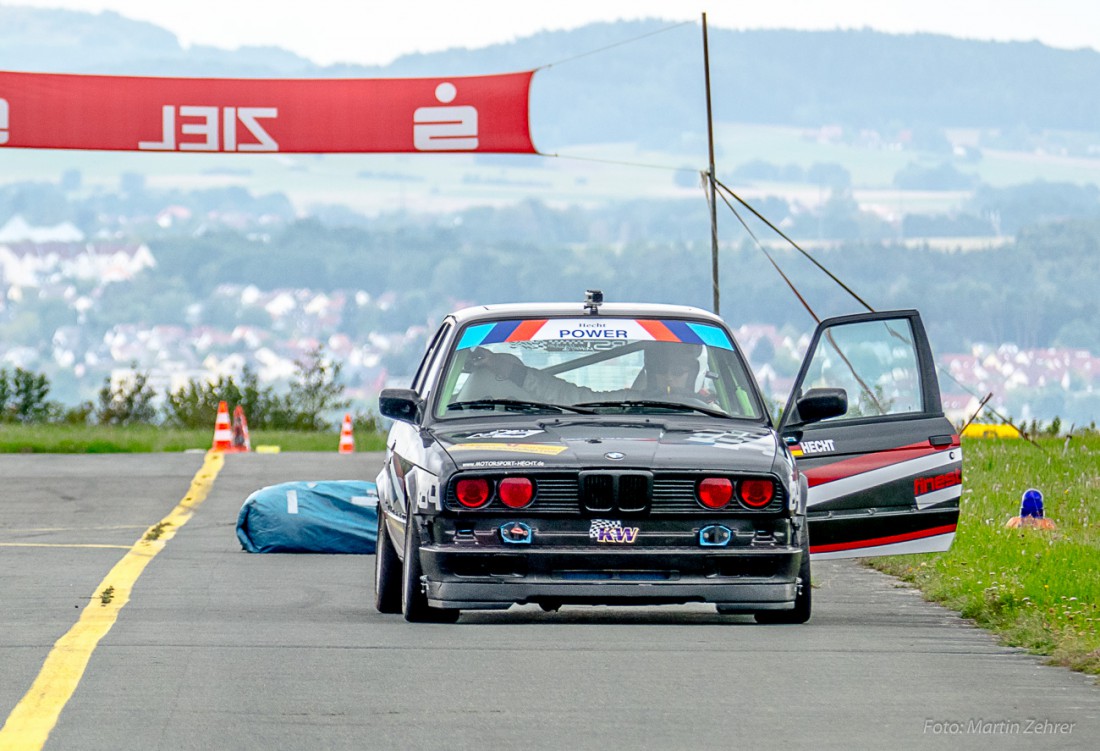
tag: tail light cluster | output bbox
[696,476,775,510]
[455,477,535,509]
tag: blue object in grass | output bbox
[1020,488,1044,518]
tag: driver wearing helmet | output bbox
[469,341,705,405]
[637,341,701,398]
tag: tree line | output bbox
[0,347,365,431]
[2,185,1098,357]
[2,181,1098,380]
[129,206,1099,354]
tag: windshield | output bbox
[434,317,766,420]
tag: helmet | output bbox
[641,342,702,393]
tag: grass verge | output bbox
[0,424,387,453]
[868,434,1100,677]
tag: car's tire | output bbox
[754,536,812,625]
[401,516,460,624]
[374,509,402,614]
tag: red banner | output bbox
[0,70,536,154]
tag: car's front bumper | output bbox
[418,544,802,611]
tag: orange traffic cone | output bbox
[231,405,252,453]
[211,401,233,451]
[338,413,355,454]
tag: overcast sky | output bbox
[8,0,1100,66]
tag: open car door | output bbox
[779,310,961,559]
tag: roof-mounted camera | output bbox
[584,289,604,315]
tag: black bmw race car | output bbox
[373,292,961,623]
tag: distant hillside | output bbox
[0,6,315,75]
[2,8,1099,147]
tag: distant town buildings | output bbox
[0,215,155,286]
[0,217,1095,424]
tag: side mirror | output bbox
[796,387,848,424]
[378,388,422,424]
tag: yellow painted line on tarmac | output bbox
[0,450,225,751]
[0,543,132,550]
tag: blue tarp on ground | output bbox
[236,480,377,553]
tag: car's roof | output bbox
[447,301,726,327]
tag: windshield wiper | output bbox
[575,400,730,418]
[446,399,595,414]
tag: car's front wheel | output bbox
[401,517,460,624]
[374,509,401,614]
[755,537,812,624]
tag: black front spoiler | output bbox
[419,544,802,610]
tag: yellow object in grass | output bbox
[962,423,1021,439]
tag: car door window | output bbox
[799,318,923,420]
[411,322,453,395]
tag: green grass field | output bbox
[0,424,387,453]
[870,433,1100,677]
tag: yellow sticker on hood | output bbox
[450,442,568,456]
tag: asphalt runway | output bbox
[0,452,1096,750]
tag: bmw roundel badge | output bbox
[604,451,625,461]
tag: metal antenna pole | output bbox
[702,12,720,314]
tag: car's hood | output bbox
[431,418,780,474]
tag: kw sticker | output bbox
[450,442,568,456]
[589,519,639,544]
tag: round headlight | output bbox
[499,477,534,509]
[739,479,774,509]
[455,478,491,508]
[697,477,733,509]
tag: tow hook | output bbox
[699,525,732,546]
